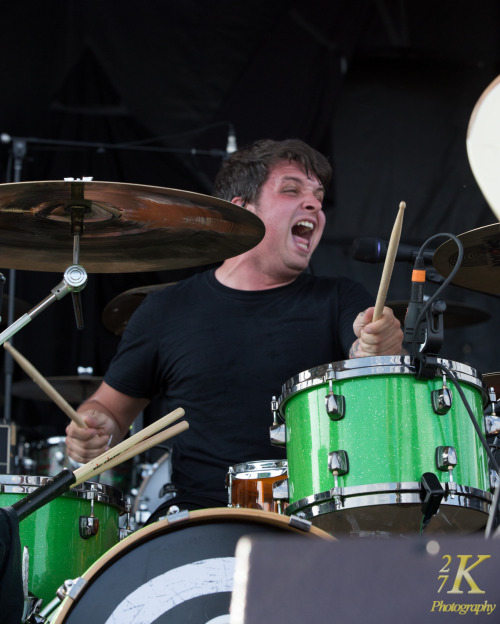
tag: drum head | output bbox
[54,508,332,623]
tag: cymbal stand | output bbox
[0,194,89,343]
[0,262,87,347]
[3,137,27,424]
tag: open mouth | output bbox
[291,220,315,251]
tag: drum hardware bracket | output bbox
[325,364,346,420]
[272,477,289,514]
[328,450,349,504]
[119,497,134,540]
[0,263,88,346]
[420,472,445,530]
[269,423,286,447]
[21,546,43,623]
[413,353,440,381]
[56,577,87,602]
[79,491,99,539]
[436,445,459,499]
[489,469,499,490]
[269,396,286,447]
[165,508,190,524]
[288,513,312,532]
[431,373,453,415]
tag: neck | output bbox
[215,256,300,291]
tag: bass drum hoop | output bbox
[52,507,334,623]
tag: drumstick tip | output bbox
[399,201,406,210]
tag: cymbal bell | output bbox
[102,283,173,336]
[12,375,103,404]
[432,223,500,295]
[0,180,265,273]
[387,300,491,328]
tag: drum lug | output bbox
[435,446,457,498]
[119,497,134,541]
[79,491,99,539]
[328,450,349,500]
[79,515,99,539]
[272,477,289,514]
[269,396,286,446]
[489,469,499,490]
[325,393,345,420]
[485,387,500,434]
[485,415,500,436]
[325,364,345,420]
[269,423,286,447]
[431,374,453,414]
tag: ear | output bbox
[230,197,246,208]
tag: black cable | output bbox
[435,362,499,473]
[409,232,464,358]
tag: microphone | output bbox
[403,255,426,346]
[226,124,237,156]
[352,237,435,263]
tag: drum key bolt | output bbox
[269,396,286,446]
[79,490,99,539]
[431,373,453,415]
[435,446,457,498]
[325,364,345,420]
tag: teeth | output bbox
[297,242,309,250]
[296,220,314,229]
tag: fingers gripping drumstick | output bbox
[372,201,406,322]
[3,341,88,429]
[72,408,187,485]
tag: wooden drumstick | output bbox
[71,407,185,484]
[373,201,406,321]
[72,419,189,486]
[3,341,88,429]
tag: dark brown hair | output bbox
[213,138,331,204]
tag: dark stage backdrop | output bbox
[0,1,498,443]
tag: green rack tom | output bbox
[0,475,124,607]
[277,356,491,535]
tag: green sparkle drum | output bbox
[277,356,491,535]
[0,475,124,606]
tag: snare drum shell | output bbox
[227,459,288,512]
[0,476,123,607]
[279,357,489,505]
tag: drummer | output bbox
[65,138,405,519]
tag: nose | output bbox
[304,192,323,212]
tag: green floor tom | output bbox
[277,356,491,535]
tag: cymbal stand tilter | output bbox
[0,201,89,347]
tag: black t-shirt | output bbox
[105,269,373,504]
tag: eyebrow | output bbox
[280,175,324,194]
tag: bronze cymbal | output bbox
[102,283,174,336]
[12,375,103,404]
[432,223,500,295]
[387,300,491,328]
[484,372,500,397]
[0,180,265,273]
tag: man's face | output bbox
[247,160,326,278]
